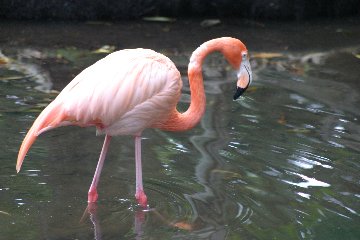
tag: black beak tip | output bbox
[233,86,247,100]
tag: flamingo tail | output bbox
[16,101,66,173]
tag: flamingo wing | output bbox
[59,49,182,135]
[17,49,182,172]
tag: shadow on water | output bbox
[1,20,360,239]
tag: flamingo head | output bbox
[220,37,253,100]
[233,51,252,100]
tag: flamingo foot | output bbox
[88,187,98,203]
[135,190,148,208]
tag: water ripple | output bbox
[283,172,331,188]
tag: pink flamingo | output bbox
[16,37,252,207]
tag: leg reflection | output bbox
[81,202,150,240]
[134,209,146,239]
[84,203,102,240]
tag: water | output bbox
[1,22,360,240]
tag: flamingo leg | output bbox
[88,134,112,203]
[135,135,148,207]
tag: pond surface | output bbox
[0,20,360,239]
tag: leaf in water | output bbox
[0,57,9,64]
[200,19,221,27]
[93,45,116,54]
[56,47,86,63]
[252,52,284,59]
[151,209,193,231]
[49,89,60,95]
[21,49,44,59]
[246,86,259,93]
[0,75,24,81]
[172,221,193,231]
[212,169,242,179]
[352,52,360,59]
[277,113,287,125]
[289,63,305,75]
[0,210,11,216]
[143,16,176,22]
[0,51,10,64]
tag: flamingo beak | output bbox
[233,56,252,100]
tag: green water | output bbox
[0,36,359,239]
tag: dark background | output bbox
[0,0,359,21]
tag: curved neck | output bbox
[159,39,223,131]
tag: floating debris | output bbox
[143,16,176,22]
[212,169,242,178]
[93,45,116,54]
[172,221,193,231]
[352,52,360,59]
[252,52,284,59]
[277,113,287,125]
[0,75,24,81]
[200,19,221,27]
[0,210,10,216]
[287,128,311,133]
[0,51,10,64]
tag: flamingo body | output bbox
[17,37,252,207]
[48,49,181,134]
[63,49,182,135]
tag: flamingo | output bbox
[16,37,252,207]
